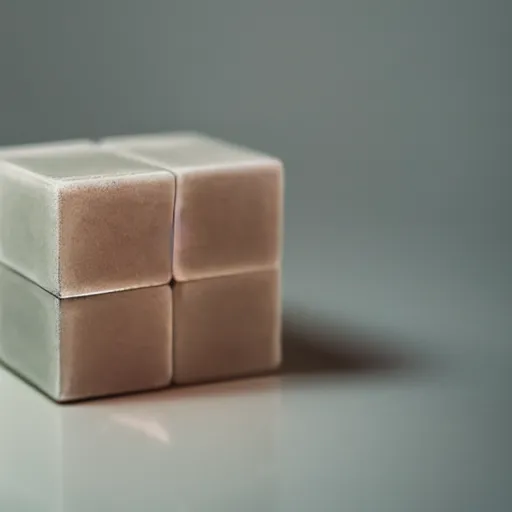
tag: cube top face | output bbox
[0,139,93,157]
[0,147,174,297]
[103,132,280,173]
[0,266,173,402]
[3,146,165,181]
[103,133,284,281]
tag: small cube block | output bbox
[0,266,173,402]
[0,144,174,297]
[103,133,283,281]
[172,269,281,384]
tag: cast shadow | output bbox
[280,308,428,377]
[82,307,431,407]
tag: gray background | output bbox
[0,1,511,509]
[1,0,510,342]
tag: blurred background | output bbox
[1,2,511,510]
[1,0,510,354]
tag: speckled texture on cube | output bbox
[0,146,174,297]
[172,269,281,384]
[0,266,173,402]
[102,133,283,281]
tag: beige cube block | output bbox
[0,143,174,297]
[0,265,173,402]
[102,132,283,281]
[172,269,281,384]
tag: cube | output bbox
[0,143,174,297]
[0,265,173,402]
[172,269,281,384]
[102,132,283,281]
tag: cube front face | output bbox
[174,166,282,281]
[173,269,281,384]
[58,173,174,297]
[59,285,173,402]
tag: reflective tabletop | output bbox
[1,307,511,512]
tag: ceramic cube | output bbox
[102,133,283,281]
[0,143,174,297]
[0,265,173,402]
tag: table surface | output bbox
[1,299,511,512]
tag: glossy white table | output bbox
[1,307,510,512]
